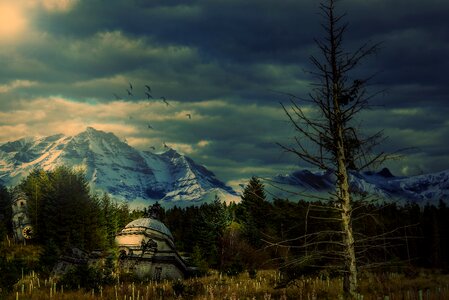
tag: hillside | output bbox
[0,127,238,207]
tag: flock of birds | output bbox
[112,82,192,152]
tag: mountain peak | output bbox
[0,129,237,207]
[377,167,394,178]
[161,148,181,158]
[82,127,109,136]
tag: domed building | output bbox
[115,216,189,280]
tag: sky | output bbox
[0,0,448,190]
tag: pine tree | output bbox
[195,195,231,268]
[19,166,107,252]
[0,184,12,239]
[239,177,269,247]
[99,193,120,247]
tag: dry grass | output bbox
[5,270,449,299]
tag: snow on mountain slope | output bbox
[271,168,449,205]
[0,127,238,207]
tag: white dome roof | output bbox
[124,218,173,240]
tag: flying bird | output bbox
[145,84,151,92]
[148,124,153,129]
[129,82,133,90]
[126,89,133,96]
[186,114,191,119]
[145,92,153,99]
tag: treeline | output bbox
[0,166,140,289]
[1,171,449,290]
[161,177,449,276]
[19,167,141,254]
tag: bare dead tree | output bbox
[276,0,394,297]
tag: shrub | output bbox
[59,264,103,291]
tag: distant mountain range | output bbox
[1,127,447,207]
[0,127,239,207]
[271,167,449,206]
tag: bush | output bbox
[248,268,257,279]
[223,262,244,277]
[59,264,103,291]
[172,279,205,299]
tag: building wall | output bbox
[11,193,33,242]
[115,222,187,280]
[119,258,184,280]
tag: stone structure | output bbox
[11,191,33,242]
[115,217,189,280]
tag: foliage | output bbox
[0,184,12,239]
[237,176,271,248]
[193,195,231,269]
[189,245,209,275]
[4,166,138,279]
[59,264,104,291]
[0,241,42,291]
[18,166,106,252]
[98,193,135,248]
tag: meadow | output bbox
[6,269,449,300]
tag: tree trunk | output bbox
[329,0,358,294]
[339,169,357,297]
[336,120,358,297]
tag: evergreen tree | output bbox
[0,184,12,239]
[238,177,270,247]
[99,193,121,247]
[19,168,51,240]
[19,166,107,252]
[195,195,231,268]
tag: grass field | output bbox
[5,269,449,299]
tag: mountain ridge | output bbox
[0,127,238,207]
[271,167,449,205]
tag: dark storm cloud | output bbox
[35,0,316,63]
[10,0,449,101]
[11,0,448,106]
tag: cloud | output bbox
[0,80,37,93]
[22,0,79,12]
[0,0,448,184]
[41,0,79,12]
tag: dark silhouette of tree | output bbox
[146,202,164,220]
[194,196,231,269]
[238,177,270,247]
[0,184,12,239]
[277,0,392,296]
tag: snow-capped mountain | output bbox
[0,127,238,207]
[271,167,449,205]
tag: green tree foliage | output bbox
[0,184,12,239]
[19,166,107,252]
[163,197,449,275]
[164,205,199,252]
[194,195,231,269]
[98,193,134,248]
[237,177,271,247]
[59,264,104,291]
[0,242,42,291]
